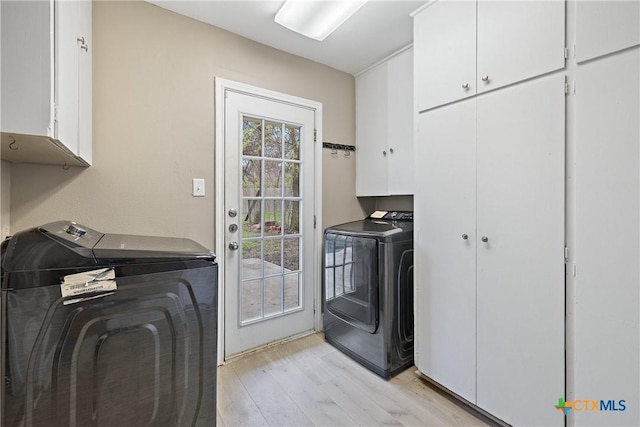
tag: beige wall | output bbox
[9,0,367,249]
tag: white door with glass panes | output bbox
[223,89,317,357]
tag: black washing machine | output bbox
[323,211,413,379]
[0,221,217,426]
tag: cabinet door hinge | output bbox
[564,76,569,95]
[564,47,569,60]
[313,129,317,143]
[564,246,569,263]
[313,215,317,229]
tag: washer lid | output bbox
[93,233,214,261]
[325,219,413,242]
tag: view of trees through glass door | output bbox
[240,117,302,324]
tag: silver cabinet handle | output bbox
[228,209,238,218]
[481,75,490,82]
[462,233,468,240]
[77,37,88,52]
[481,236,489,243]
[462,83,469,89]
[229,242,239,250]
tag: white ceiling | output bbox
[145,0,427,75]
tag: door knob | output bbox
[461,233,468,240]
[481,236,489,243]
[228,209,238,218]
[462,83,469,89]
[229,242,239,250]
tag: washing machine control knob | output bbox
[66,223,87,238]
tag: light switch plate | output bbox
[192,178,205,197]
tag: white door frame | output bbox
[214,78,323,363]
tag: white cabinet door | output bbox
[0,0,52,137]
[476,0,565,95]
[387,48,413,195]
[77,0,92,164]
[476,76,565,427]
[414,98,477,403]
[56,0,80,154]
[414,0,565,110]
[413,0,476,112]
[575,49,640,427]
[356,63,389,196]
[576,1,640,63]
[1,0,91,166]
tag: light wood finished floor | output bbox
[216,333,490,426]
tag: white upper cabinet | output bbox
[576,0,640,63]
[356,61,389,197]
[356,48,413,197]
[386,49,414,196]
[413,0,476,112]
[414,0,565,112]
[476,0,565,94]
[1,0,92,166]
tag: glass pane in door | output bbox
[240,116,303,324]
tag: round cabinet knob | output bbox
[462,83,469,89]
[481,75,490,82]
[481,236,489,243]
[461,233,469,240]
[229,241,239,250]
[383,150,387,156]
[389,148,394,154]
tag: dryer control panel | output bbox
[369,211,413,221]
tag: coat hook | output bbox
[344,149,350,157]
[62,163,70,170]
[331,147,338,155]
[9,137,18,151]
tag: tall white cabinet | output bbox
[413,1,566,426]
[1,0,92,166]
[415,0,640,426]
[474,77,564,425]
[574,48,640,427]
[416,76,565,427]
[415,97,477,403]
[573,3,640,425]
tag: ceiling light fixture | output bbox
[275,0,369,42]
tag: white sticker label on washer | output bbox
[370,210,387,219]
[60,268,117,298]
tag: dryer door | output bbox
[324,232,378,333]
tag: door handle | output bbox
[229,242,239,250]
